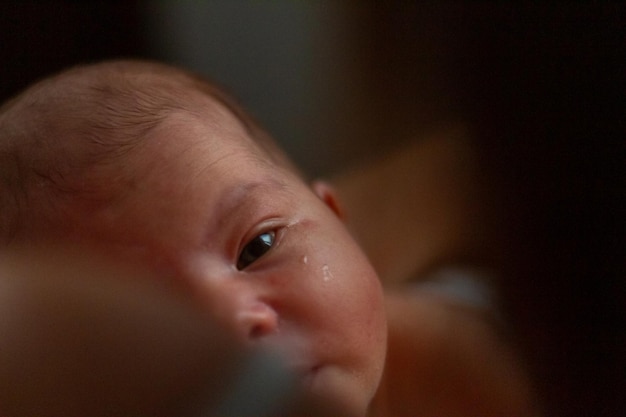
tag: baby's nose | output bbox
[234,301,279,341]
[201,279,279,343]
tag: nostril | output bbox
[237,303,278,340]
[249,323,270,339]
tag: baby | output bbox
[0,60,533,416]
[0,60,387,416]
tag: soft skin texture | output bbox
[21,94,387,416]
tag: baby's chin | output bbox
[303,365,377,417]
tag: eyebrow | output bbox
[215,178,289,219]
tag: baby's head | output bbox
[0,60,296,241]
[0,60,386,415]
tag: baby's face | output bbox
[56,101,387,415]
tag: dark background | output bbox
[0,2,146,103]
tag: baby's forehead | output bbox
[155,98,265,153]
[13,61,289,187]
[82,64,264,154]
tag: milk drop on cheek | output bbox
[322,264,333,282]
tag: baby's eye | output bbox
[237,231,276,270]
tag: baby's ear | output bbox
[311,180,346,220]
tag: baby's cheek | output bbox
[287,217,382,312]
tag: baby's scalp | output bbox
[0,60,296,244]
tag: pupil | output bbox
[251,233,273,256]
[237,231,275,269]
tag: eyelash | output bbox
[236,230,276,270]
